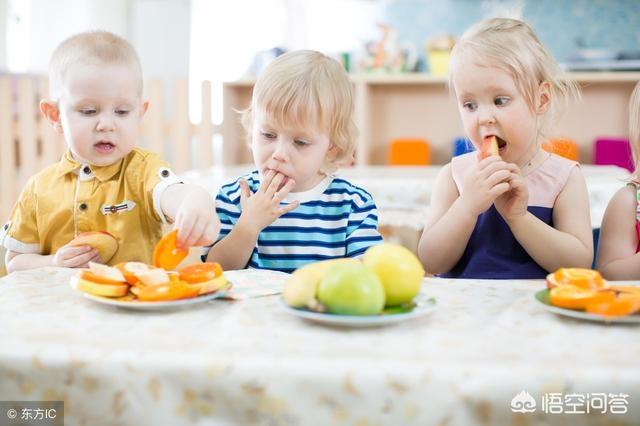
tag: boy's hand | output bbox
[495,167,529,222]
[53,244,101,268]
[237,170,300,235]
[459,156,512,216]
[174,191,221,249]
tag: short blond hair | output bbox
[241,50,357,172]
[449,18,580,138]
[629,81,640,180]
[48,30,143,101]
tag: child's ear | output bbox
[327,144,339,161]
[139,100,149,118]
[536,81,552,114]
[39,99,63,133]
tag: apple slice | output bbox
[116,262,150,285]
[135,268,170,286]
[70,231,119,263]
[88,261,126,282]
[71,275,129,297]
[478,135,500,160]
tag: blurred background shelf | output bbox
[222,71,640,166]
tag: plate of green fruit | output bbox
[281,295,437,327]
[281,244,436,327]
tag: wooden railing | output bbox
[0,75,220,222]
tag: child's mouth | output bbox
[278,176,290,191]
[94,142,115,154]
[495,136,507,154]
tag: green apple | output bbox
[363,243,424,306]
[317,263,385,315]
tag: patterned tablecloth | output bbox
[184,165,629,230]
[1,267,639,425]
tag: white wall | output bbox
[130,0,190,82]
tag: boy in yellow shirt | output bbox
[0,31,219,272]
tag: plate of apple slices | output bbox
[70,261,231,310]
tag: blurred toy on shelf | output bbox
[425,34,455,76]
[360,23,418,73]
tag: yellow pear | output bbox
[362,243,424,306]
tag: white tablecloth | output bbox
[1,267,638,425]
[184,165,629,230]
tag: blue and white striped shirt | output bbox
[205,170,383,273]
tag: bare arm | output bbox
[205,215,261,270]
[418,158,512,274]
[596,185,640,279]
[506,167,593,271]
[205,171,298,270]
[5,245,100,273]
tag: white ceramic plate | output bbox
[281,295,437,327]
[534,288,640,324]
[70,277,230,311]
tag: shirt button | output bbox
[79,203,88,211]
[109,206,118,213]
[83,166,91,174]
[161,169,170,178]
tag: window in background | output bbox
[6,0,31,72]
[189,0,380,166]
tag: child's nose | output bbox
[272,140,290,161]
[96,113,116,131]
[477,105,496,125]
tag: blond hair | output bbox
[241,50,357,172]
[449,18,580,138]
[48,30,143,101]
[629,81,640,180]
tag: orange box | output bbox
[542,138,579,161]
[389,138,431,165]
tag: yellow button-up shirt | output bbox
[0,148,182,265]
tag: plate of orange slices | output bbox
[535,268,640,323]
[69,230,231,310]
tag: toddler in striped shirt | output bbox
[203,50,383,273]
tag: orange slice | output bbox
[136,280,201,302]
[610,285,640,295]
[153,230,188,270]
[179,262,222,284]
[478,136,499,160]
[79,270,125,285]
[586,298,640,317]
[549,286,615,310]
[546,268,608,290]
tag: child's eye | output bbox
[261,131,276,140]
[115,109,130,116]
[462,101,477,112]
[79,109,97,115]
[294,139,308,147]
[495,97,510,106]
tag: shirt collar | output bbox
[56,150,123,182]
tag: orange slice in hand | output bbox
[546,268,608,290]
[153,230,188,270]
[179,262,222,284]
[136,280,200,301]
[549,286,615,310]
[478,136,500,160]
